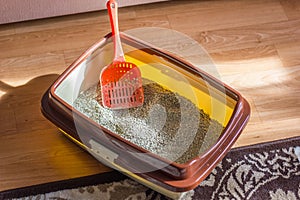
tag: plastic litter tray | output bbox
[41,32,250,199]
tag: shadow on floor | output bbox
[0,74,59,133]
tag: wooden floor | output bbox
[1,0,300,192]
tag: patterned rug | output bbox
[1,136,300,200]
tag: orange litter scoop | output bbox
[100,0,144,109]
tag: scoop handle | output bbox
[107,0,125,62]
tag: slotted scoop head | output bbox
[100,0,144,109]
[101,61,144,109]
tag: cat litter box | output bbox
[41,32,250,199]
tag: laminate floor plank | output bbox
[197,19,300,53]
[276,39,300,67]
[0,24,108,60]
[0,23,15,37]
[211,45,282,76]
[168,0,288,32]
[0,52,66,86]
[0,129,109,191]
[280,0,300,20]
[236,118,300,147]
[13,7,136,34]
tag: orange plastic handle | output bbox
[106,0,118,36]
[106,0,125,62]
